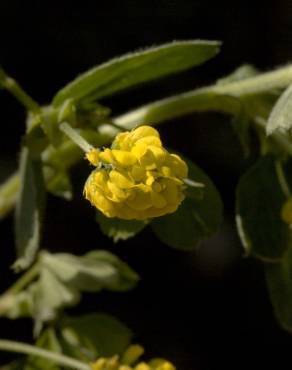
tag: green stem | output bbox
[0,339,90,370]
[211,64,292,96]
[60,122,94,152]
[6,263,39,295]
[115,64,292,128]
[0,68,40,113]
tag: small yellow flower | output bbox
[90,358,176,370]
[84,125,188,220]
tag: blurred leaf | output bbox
[236,156,288,260]
[53,40,221,106]
[60,313,132,360]
[266,247,292,333]
[183,178,204,201]
[0,250,138,327]
[85,250,139,291]
[25,328,62,370]
[42,250,138,293]
[216,64,259,85]
[267,83,292,135]
[14,147,46,271]
[46,170,73,200]
[34,267,79,333]
[0,289,34,319]
[96,212,148,242]
[151,158,223,250]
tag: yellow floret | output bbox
[84,125,188,220]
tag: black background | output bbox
[1,1,292,369]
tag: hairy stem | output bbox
[0,339,90,370]
[115,64,292,128]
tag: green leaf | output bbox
[266,83,292,135]
[0,250,138,328]
[151,158,223,250]
[34,266,79,333]
[53,40,221,106]
[60,313,132,360]
[236,156,288,261]
[41,250,139,292]
[14,147,46,271]
[25,328,62,370]
[96,212,148,242]
[85,250,139,291]
[266,247,292,333]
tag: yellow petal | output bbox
[131,165,146,182]
[135,136,162,148]
[151,191,167,208]
[134,362,151,370]
[121,344,145,366]
[113,132,130,150]
[139,150,157,170]
[109,170,133,189]
[107,181,128,201]
[152,181,162,192]
[92,170,109,189]
[146,172,155,186]
[162,180,179,204]
[99,148,115,163]
[130,125,159,142]
[168,154,188,178]
[127,186,152,210]
[112,149,137,166]
[161,166,171,177]
[86,148,100,166]
[149,360,176,370]
[131,142,148,159]
[148,146,165,161]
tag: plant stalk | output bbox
[0,68,40,113]
[0,339,90,370]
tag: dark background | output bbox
[1,1,292,369]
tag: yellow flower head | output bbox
[84,125,188,220]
